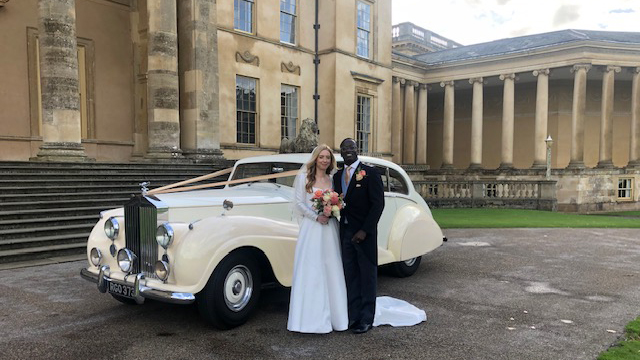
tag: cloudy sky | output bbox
[392,0,639,46]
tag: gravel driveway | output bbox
[0,228,638,360]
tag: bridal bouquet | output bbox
[311,189,345,218]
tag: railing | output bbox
[413,180,557,211]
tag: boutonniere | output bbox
[355,169,367,181]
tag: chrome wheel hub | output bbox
[224,265,253,312]
[404,257,417,267]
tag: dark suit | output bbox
[333,162,385,326]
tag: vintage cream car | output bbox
[81,154,444,329]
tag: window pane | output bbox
[281,84,299,139]
[236,76,257,144]
[234,0,253,33]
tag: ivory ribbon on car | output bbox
[147,168,300,195]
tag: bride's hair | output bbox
[305,144,336,193]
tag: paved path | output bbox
[1,228,639,360]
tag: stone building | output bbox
[0,1,638,211]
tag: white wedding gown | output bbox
[287,174,426,333]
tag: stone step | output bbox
[0,223,94,240]
[0,191,139,202]
[0,171,211,179]
[0,231,90,250]
[0,161,231,171]
[0,242,87,264]
[0,205,110,221]
[0,177,218,188]
[0,214,98,230]
[0,197,130,211]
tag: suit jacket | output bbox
[333,162,385,240]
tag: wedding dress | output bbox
[287,172,426,333]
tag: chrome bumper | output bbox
[80,265,195,305]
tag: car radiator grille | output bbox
[125,197,158,278]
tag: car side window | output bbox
[372,165,389,192]
[388,168,409,195]
[230,162,301,187]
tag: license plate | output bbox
[108,281,135,298]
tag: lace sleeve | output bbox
[293,172,318,222]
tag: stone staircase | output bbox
[0,160,233,266]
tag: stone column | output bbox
[532,69,550,168]
[567,64,591,169]
[416,83,428,165]
[440,81,455,169]
[391,77,403,163]
[178,0,223,162]
[597,65,621,168]
[629,68,640,168]
[499,73,515,169]
[469,77,484,169]
[146,0,181,159]
[403,80,416,164]
[33,0,90,162]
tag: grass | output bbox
[597,316,640,360]
[431,209,640,229]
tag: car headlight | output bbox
[104,217,120,240]
[117,248,137,273]
[156,223,174,249]
[90,247,102,266]
[154,260,170,281]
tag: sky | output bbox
[392,0,640,46]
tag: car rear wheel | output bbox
[197,251,262,329]
[390,256,422,277]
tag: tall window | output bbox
[356,1,371,58]
[234,0,254,33]
[236,76,257,144]
[280,0,296,44]
[618,178,633,200]
[281,85,298,139]
[356,95,371,153]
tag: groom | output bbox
[334,138,385,334]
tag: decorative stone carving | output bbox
[281,61,300,75]
[440,80,455,87]
[571,64,591,73]
[469,77,483,84]
[604,65,621,73]
[279,118,318,154]
[236,51,260,66]
[532,69,550,77]
[499,73,516,81]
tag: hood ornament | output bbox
[140,181,150,195]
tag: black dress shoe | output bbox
[348,321,359,330]
[352,323,372,334]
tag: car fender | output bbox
[387,204,444,261]
[171,215,298,293]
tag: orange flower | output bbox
[355,170,366,181]
[313,189,323,198]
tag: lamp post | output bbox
[545,135,553,179]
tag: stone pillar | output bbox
[146,0,181,159]
[567,64,591,169]
[177,0,223,162]
[440,81,455,169]
[416,83,428,165]
[597,65,621,168]
[33,0,90,162]
[499,73,515,169]
[469,77,484,169]
[391,77,403,163]
[403,80,416,164]
[629,68,640,168]
[532,69,550,168]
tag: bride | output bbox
[287,144,426,334]
[287,144,348,333]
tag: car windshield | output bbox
[229,162,302,187]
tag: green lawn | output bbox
[431,209,640,229]
[597,317,640,360]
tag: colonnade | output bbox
[34,0,222,162]
[392,64,640,169]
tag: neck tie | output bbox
[344,165,352,185]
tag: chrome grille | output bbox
[125,196,158,278]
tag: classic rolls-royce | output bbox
[80,154,444,329]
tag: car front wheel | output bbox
[197,252,262,329]
[391,256,422,277]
